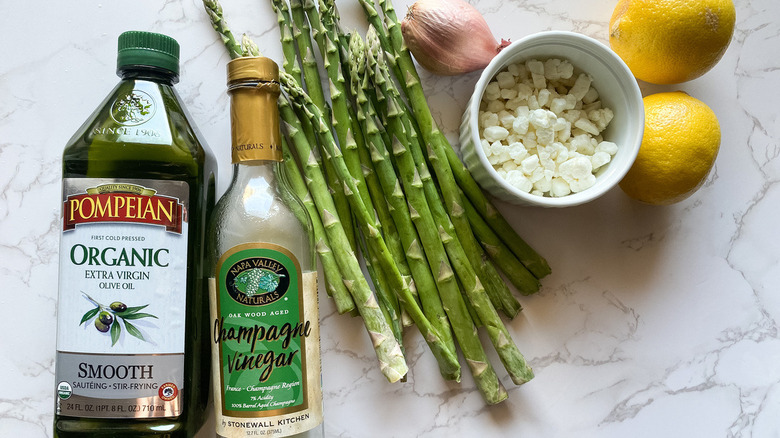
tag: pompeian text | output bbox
[67,194,175,223]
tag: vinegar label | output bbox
[211,243,322,437]
[54,178,189,418]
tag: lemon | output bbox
[609,0,736,84]
[619,92,721,205]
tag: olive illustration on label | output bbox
[94,319,110,333]
[80,292,158,346]
[98,311,114,326]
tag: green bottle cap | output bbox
[117,31,180,79]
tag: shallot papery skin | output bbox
[401,0,509,76]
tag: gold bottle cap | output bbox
[227,57,279,84]
[226,57,282,163]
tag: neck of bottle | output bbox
[229,82,282,166]
[118,66,178,85]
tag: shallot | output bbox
[401,0,510,76]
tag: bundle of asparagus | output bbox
[203,0,549,404]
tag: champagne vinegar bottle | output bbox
[208,57,324,438]
[54,31,215,437]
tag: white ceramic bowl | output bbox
[459,31,644,207]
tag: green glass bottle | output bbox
[207,57,324,438]
[54,31,216,437]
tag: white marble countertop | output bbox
[2,0,779,436]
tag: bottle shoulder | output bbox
[211,177,307,233]
[63,78,214,175]
[209,165,313,269]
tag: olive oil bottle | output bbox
[207,57,324,438]
[54,31,216,437]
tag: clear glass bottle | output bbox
[54,31,215,437]
[207,57,324,438]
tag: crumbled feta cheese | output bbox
[582,87,600,105]
[596,141,619,156]
[582,101,602,112]
[508,142,529,162]
[569,74,592,101]
[484,81,501,100]
[506,170,533,192]
[516,83,533,101]
[501,160,518,172]
[505,98,525,112]
[537,88,552,108]
[496,71,516,89]
[506,63,522,76]
[498,110,515,129]
[569,174,596,193]
[480,111,499,128]
[481,139,492,156]
[511,117,529,138]
[543,58,568,80]
[550,97,569,115]
[590,151,612,170]
[521,154,540,174]
[559,156,593,180]
[486,100,505,113]
[526,59,544,76]
[550,177,571,197]
[483,126,509,143]
[478,57,616,197]
[527,95,540,110]
[533,174,553,193]
[588,108,614,132]
[574,117,600,136]
[562,108,581,124]
[500,88,518,100]
[529,109,554,130]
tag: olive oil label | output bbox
[55,178,189,418]
[211,244,322,437]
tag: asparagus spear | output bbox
[310,0,417,320]
[361,0,520,317]
[203,1,406,381]
[352,124,419,321]
[447,150,552,279]
[377,0,551,280]
[348,33,455,355]
[288,0,329,114]
[364,28,508,404]
[204,0,358,314]
[418,123,533,384]
[203,0,243,59]
[359,226,405,357]
[348,121,416,326]
[425,138,523,318]
[271,0,357,253]
[461,192,540,296]
[282,73,461,382]
[366,30,533,384]
[356,0,403,90]
[281,137,356,314]
[280,95,409,382]
[269,0,302,85]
